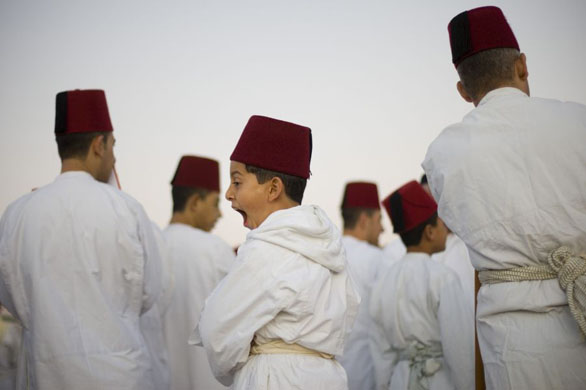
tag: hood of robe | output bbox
[246,205,346,273]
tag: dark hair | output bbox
[457,48,520,101]
[245,165,307,204]
[172,186,211,212]
[55,131,108,160]
[342,207,376,230]
[399,212,438,247]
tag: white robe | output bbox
[423,87,586,389]
[431,234,474,314]
[369,253,474,390]
[0,171,164,390]
[382,239,406,268]
[191,205,360,389]
[162,223,235,390]
[338,236,385,390]
[139,222,174,390]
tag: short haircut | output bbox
[399,212,438,247]
[172,186,211,212]
[457,48,520,101]
[55,131,108,160]
[245,165,307,204]
[342,207,376,230]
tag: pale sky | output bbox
[1,0,585,247]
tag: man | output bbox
[162,155,235,390]
[191,115,360,389]
[338,181,384,390]
[370,181,473,390]
[423,6,586,389]
[0,89,164,389]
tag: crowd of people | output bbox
[1,5,585,390]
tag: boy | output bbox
[191,115,360,389]
[163,155,234,390]
[370,181,473,390]
[338,181,385,390]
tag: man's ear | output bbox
[515,53,529,82]
[91,134,106,158]
[457,81,474,103]
[267,177,284,202]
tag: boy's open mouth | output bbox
[235,208,248,226]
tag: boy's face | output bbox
[430,217,449,253]
[226,161,272,230]
[365,209,383,247]
[194,191,222,232]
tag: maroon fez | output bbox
[230,115,312,179]
[171,155,220,192]
[449,6,519,67]
[55,89,113,134]
[382,181,437,234]
[342,182,380,209]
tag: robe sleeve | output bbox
[437,270,474,390]
[193,243,297,386]
[133,204,164,315]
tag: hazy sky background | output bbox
[1,0,585,247]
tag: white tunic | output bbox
[431,234,474,314]
[382,239,406,269]
[0,171,164,390]
[162,223,235,390]
[423,87,586,389]
[339,236,385,390]
[369,253,474,390]
[191,205,360,389]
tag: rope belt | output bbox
[249,339,334,359]
[478,246,586,336]
[393,340,443,390]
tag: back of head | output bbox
[341,182,380,229]
[230,115,312,204]
[54,89,113,160]
[170,155,220,212]
[382,181,438,247]
[448,6,521,101]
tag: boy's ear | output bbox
[423,223,434,242]
[267,177,284,202]
[187,193,201,212]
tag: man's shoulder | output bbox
[165,224,233,253]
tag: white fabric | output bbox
[382,239,406,271]
[139,222,174,390]
[423,87,586,389]
[431,234,474,314]
[191,205,360,389]
[163,223,234,390]
[0,171,164,390]
[338,236,385,390]
[369,252,474,390]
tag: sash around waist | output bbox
[250,339,334,359]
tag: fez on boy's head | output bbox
[449,6,529,105]
[226,115,312,230]
[341,182,383,247]
[383,181,447,255]
[170,155,222,232]
[55,89,116,183]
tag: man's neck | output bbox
[343,229,367,244]
[61,159,94,177]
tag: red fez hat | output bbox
[382,181,437,234]
[230,115,312,179]
[55,89,113,134]
[449,6,519,67]
[171,155,220,192]
[342,182,380,209]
